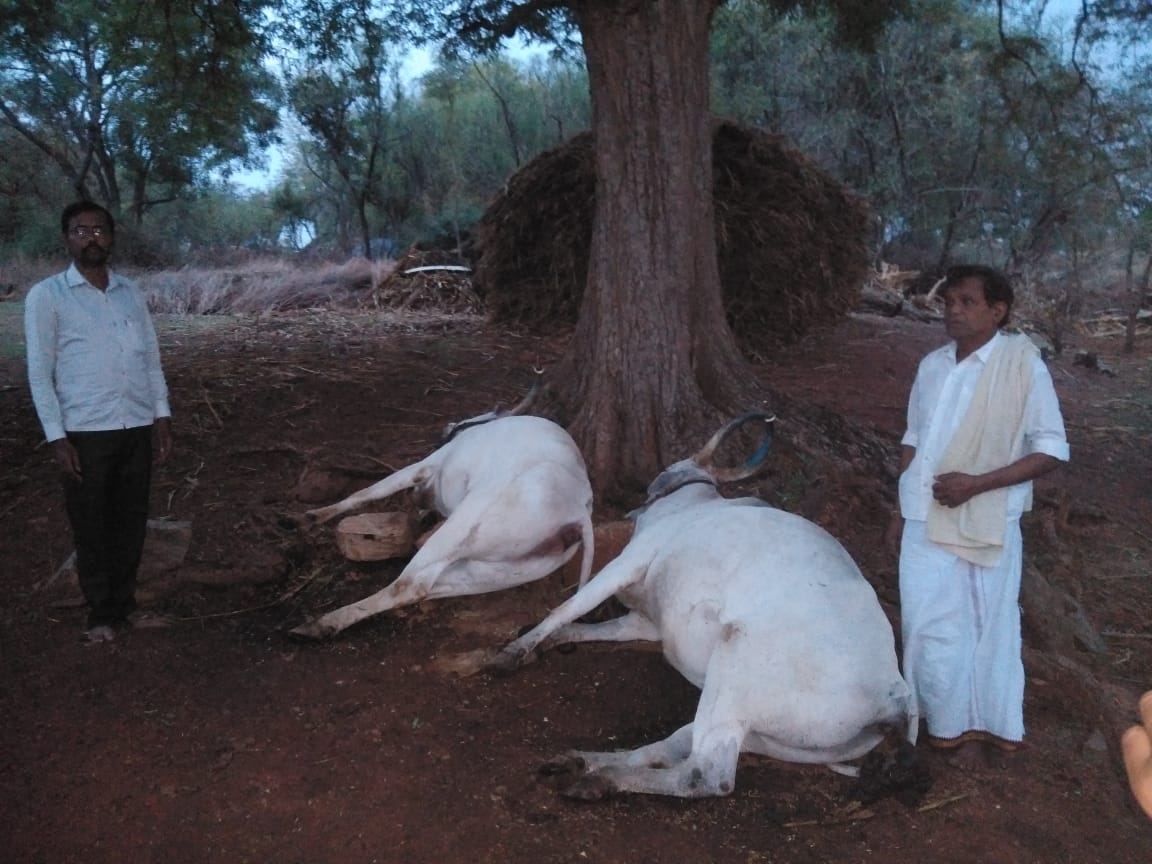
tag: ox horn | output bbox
[505,369,545,416]
[694,412,776,483]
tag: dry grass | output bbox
[1,257,60,295]
[3,255,402,316]
[5,254,483,319]
[139,258,396,314]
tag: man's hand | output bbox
[931,472,985,507]
[933,454,1062,509]
[154,417,173,464]
[50,437,81,481]
[1122,691,1152,818]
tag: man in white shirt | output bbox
[885,265,1068,769]
[25,201,173,643]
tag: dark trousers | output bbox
[62,427,153,627]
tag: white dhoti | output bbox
[898,518,1025,747]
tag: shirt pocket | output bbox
[116,318,148,355]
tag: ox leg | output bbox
[486,560,647,672]
[305,462,429,525]
[536,612,660,653]
[558,631,752,799]
[290,551,575,640]
[290,538,456,638]
[568,723,695,771]
[289,567,441,638]
[424,548,580,599]
[295,494,567,639]
[559,723,744,800]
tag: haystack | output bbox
[471,120,872,350]
[362,248,483,313]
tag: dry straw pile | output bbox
[363,249,483,314]
[471,120,872,351]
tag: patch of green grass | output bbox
[0,301,25,362]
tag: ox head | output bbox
[641,412,776,505]
[439,373,544,444]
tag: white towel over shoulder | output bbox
[925,334,1037,567]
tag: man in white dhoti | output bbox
[885,265,1068,769]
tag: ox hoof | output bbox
[538,754,587,779]
[287,620,335,642]
[277,511,312,531]
[302,508,335,526]
[483,649,527,677]
[558,772,617,802]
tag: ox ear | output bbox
[694,412,776,483]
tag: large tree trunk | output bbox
[556,0,754,502]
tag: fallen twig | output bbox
[34,550,76,592]
[917,792,972,813]
[1102,630,1152,640]
[229,444,307,458]
[200,383,223,427]
[784,801,875,828]
[0,496,23,520]
[166,564,332,623]
[268,399,318,419]
[1120,518,1152,545]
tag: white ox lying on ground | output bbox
[487,414,917,799]
[291,385,594,640]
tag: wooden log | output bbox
[857,285,903,317]
[557,520,635,589]
[334,512,416,561]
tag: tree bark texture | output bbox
[557,0,756,501]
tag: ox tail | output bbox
[575,515,595,589]
[894,676,920,746]
[905,702,920,747]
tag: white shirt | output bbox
[25,265,171,442]
[898,331,1069,522]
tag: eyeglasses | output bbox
[69,225,109,238]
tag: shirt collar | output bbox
[952,329,1003,366]
[64,263,120,292]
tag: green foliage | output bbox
[711,0,1152,293]
[278,1,404,254]
[142,188,291,259]
[0,0,280,225]
[274,49,590,255]
[4,0,1150,311]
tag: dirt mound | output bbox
[471,120,872,351]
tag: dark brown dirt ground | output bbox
[2,306,1151,864]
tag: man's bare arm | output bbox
[932,453,1062,508]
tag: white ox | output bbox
[488,414,916,799]
[291,387,594,640]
